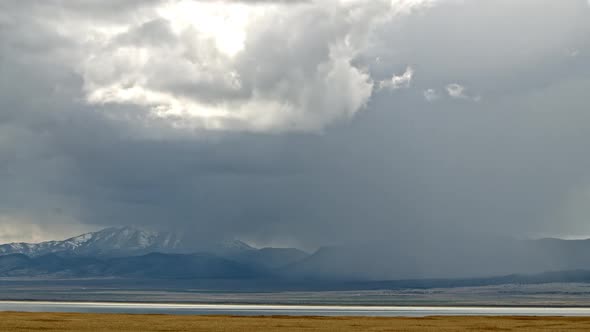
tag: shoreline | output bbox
[3,299,590,309]
[3,301,590,318]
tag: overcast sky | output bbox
[1,0,590,248]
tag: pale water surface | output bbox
[2,301,590,316]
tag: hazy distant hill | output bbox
[0,252,265,279]
[282,238,590,281]
[104,252,262,279]
[229,247,309,270]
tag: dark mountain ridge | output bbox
[2,228,590,285]
[0,252,267,279]
[0,227,309,279]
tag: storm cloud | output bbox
[1,0,590,265]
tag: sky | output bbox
[1,0,590,250]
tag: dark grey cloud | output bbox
[1,0,590,277]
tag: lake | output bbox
[2,301,590,316]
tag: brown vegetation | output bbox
[1,312,589,331]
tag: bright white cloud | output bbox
[156,1,261,58]
[445,83,481,101]
[445,83,465,98]
[379,66,414,90]
[15,0,438,133]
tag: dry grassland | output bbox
[1,312,590,331]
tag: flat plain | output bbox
[1,312,590,331]
[5,279,590,306]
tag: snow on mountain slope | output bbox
[0,226,255,257]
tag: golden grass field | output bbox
[1,312,590,331]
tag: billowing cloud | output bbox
[445,83,480,101]
[446,83,466,98]
[2,0,436,133]
[379,66,414,90]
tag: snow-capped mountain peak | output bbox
[0,226,253,257]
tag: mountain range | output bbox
[2,227,590,286]
[0,226,254,257]
[0,226,309,279]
